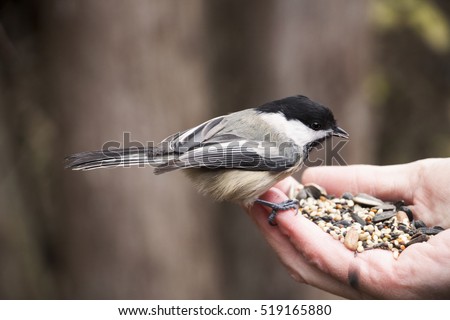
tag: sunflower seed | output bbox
[417,227,443,235]
[406,234,429,247]
[341,192,353,200]
[399,206,414,221]
[413,220,427,228]
[353,193,384,207]
[295,188,308,200]
[372,210,396,223]
[304,183,326,199]
[350,212,366,226]
[373,204,396,211]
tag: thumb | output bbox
[301,162,418,203]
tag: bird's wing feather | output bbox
[154,111,302,174]
[153,139,302,174]
[159,115,227,153]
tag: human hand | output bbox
[247,158,450,299]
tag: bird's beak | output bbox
[332,126,349,139]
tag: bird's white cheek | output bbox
[259,113,326,146]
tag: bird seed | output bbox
[289,183,444,258]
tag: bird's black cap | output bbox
[256,95,339,133]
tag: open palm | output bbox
[247,158,450,299]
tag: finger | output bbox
[272,176,302,196]
[274,204,395,297]
[268,187,421,298]
[266,172,447,299]
[302,163,417,203]
[253,188,366,299]
[263,187,416,298]
[246,201,312,283]
[392,230,450,299]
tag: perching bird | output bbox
[66,95,348,225]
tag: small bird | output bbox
[66,95,348,225]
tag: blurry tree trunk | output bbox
[1,0,373,299]
[0,2,58,299]
[206,0,371,299]
[41,0,220,298]
[206,0,298,300]
[272,0,373,165]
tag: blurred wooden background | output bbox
[0,0,449,299]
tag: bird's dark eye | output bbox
[311,121,322,130]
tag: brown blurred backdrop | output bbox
[0,0,449,299]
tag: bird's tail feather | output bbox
[65,147,161,171]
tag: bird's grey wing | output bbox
[153,139,302,174]
[158,115,228,153]
[154,110,301,174]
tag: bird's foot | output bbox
[254,199,299,226]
